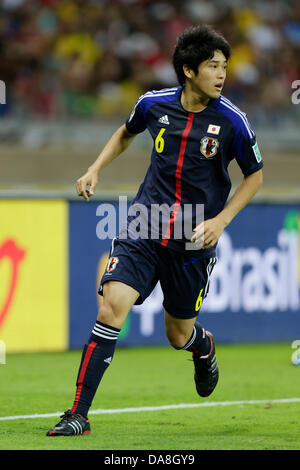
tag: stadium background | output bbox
[0,0,299,354]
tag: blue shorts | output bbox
[98,238,217,319]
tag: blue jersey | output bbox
[124,86,263,254]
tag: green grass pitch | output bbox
[0,342,299,450]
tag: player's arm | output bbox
[191,169,263,248]
[76,124,137,201]
[217,169,263,227]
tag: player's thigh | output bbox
[159,250,217,319]
[97,280,139,329]
[99,238,159,317]
[164,309,196,348]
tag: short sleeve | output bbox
[231,116,263,176]
[125,96,147,135]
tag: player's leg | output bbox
[159,246,218,397]
[47,237,159,436]
[164,310,211,355]
[46,281,139,436]
[164,309,218,398]
[69,281,139,417]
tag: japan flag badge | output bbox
[207,124,221,135]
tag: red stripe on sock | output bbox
[161,112,194,246]
[71,341,98,414]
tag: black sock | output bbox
[182,322,211,357]
[71,321,120,418]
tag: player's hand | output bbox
[191,216,226,249]
[76,169,98,201]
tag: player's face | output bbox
[188,50,227,100]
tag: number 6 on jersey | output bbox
[155,128,166,153]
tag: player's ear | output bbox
[183,64,194,81]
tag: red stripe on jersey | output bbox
[71,341,98,413]
[161,112,194,246]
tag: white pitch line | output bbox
[0,398,300,422]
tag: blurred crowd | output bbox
[0,0,299,125]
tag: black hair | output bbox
[172,25,231,86]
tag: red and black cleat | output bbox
[46,409,91,436]
[192,331,219,397]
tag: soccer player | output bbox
[47,25,263,436]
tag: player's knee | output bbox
[97,297,122,329]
